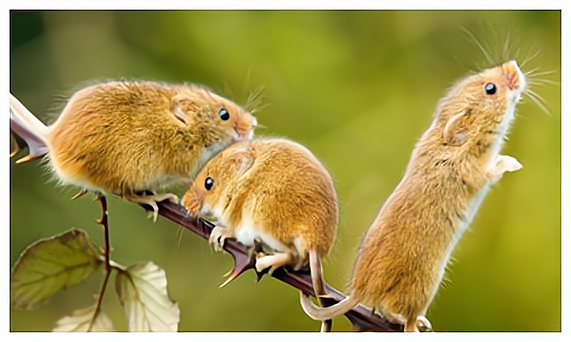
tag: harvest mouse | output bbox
[300,60,527,332]
[181,137,339,332]
[9,81,258,221]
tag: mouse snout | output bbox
[181,186,204,216]
[501,60,526,91]
[234,114,257,139]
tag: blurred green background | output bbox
[9,10,560,332]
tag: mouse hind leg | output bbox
[122,188,179,222]
[255,250,294,276]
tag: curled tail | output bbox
[308,249,332,332]
[299,290,360,322]
[9,93,50,163]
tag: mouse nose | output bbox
[235,115,258,138]
[181,187,203,216]
[502,60,526,91]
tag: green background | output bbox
[9,10,561,332]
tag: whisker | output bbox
[221,80,235,101]
[515,47,522,61]
[244,84,270,114]
[526,89,552,116]
[502,30,511,62]
[528,88,550,105]
[525,66,542,75]
[527,69,558,77]
[461,26,494,67]
[521,49,541,68]
[528,79,560,87]
[176,226,185,249]
[243,66,253,96]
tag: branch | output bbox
[9,104,402,332]
[156,202,403,332]
[89,194,112,331]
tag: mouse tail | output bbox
[308,249,333,332]
[309,249,325,297]
[299,288,360,322]
[9,93,50,163]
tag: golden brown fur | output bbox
[300,60,527,332]
[10,80,257,219]
[182,137,339,331]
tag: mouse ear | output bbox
[170,94,198,125]
[229,147,255,177]
[443,111,470,146]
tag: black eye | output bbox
[219,108,230,121]
[484,83,497,95]
[204,177,214,191]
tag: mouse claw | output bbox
[209,225,234,252]
[146,209,159,222]
[123,190,179,223]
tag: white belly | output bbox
[233,215,288,253]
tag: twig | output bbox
[88,194,113,331]
[9,106,402,332]
[152,201,403,332]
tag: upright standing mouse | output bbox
[299,60,527,332]
[10,81,258,221]
[181,137,339,332]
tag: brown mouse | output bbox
[299,60,527,332]
[9,80,258,221]
[181,137,339,332]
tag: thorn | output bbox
[219,268,243,288]
[9,147,20,158]
[219,238,265,288]
[15,154,39,164]
[71,189,88,200]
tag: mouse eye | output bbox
[484,83,497,95]
[219,108,230,121]
[204,177,214,190]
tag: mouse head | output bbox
[435,60,526,148]
[171,85,258,144]
[182,142,255,220]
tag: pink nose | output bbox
[501,60,522,90]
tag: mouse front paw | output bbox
[496,155,523,173]
[209,225,234,252]
[487,155,523,183]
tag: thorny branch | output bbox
[89,194,113,331]
[153,201,403,332]
[9,108,402,332]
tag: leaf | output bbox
[53,302,115,332]
[115,262,180,332]
[11,228,103,310]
